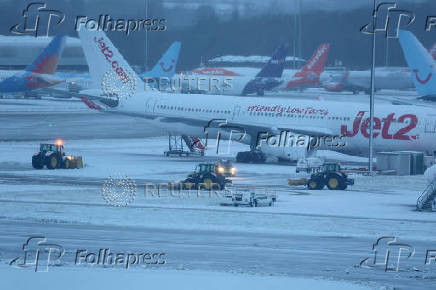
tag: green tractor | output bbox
[307,162,354,190]
[32,142,83,170]
[181,163,232,190]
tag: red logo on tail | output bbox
[413,69,432,84]
[160,59,175,73]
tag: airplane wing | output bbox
[158,115,333,138]
[39,87,119,108]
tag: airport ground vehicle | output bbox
[232,190,276,207]
[289,162,354,190]
[295,157,324,173]
[32,142,83,169]
[215,159,236,176]
[181,163,232,190]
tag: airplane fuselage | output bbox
[111,90,436,157]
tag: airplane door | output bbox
[145,97,158,116]
[232,105,241,120]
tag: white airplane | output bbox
[76,28,436,163]
[184,44,288,96]
[186,44,329,95]
[321,67,415,94]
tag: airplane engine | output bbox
[258,141,307,162]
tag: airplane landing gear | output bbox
[236,150,266,163]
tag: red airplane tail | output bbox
[295,43,330,78]
[286,43,330,89]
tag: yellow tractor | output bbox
[32,141,83,169]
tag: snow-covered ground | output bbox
[0,264,375,290]
[1,97,436,289]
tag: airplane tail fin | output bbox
[25,35,66,75]
[77,28,143,94]
[256,44,288,78]
[295,43,330,77]
[146,41,181,78]
[398,30,436,99]
[429,43,436,61]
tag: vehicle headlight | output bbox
[230,168,236,174]
[217,167,225,173]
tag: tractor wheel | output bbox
[201,178,214,190]
[200,174,218,190]
[308,178,324,190]
[327,174,344,190]
[47,156,58,169]
[32,159,43,169]
[182,178,195,190]
[64,159,71,169]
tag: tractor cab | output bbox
[40,143,64,154]
[194,163,216,174]
[319,163,342,174]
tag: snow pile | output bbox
[424,165,436,183]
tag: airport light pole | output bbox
[369,0,377,174]
[293,0,297,69]
[145,0,149,71]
